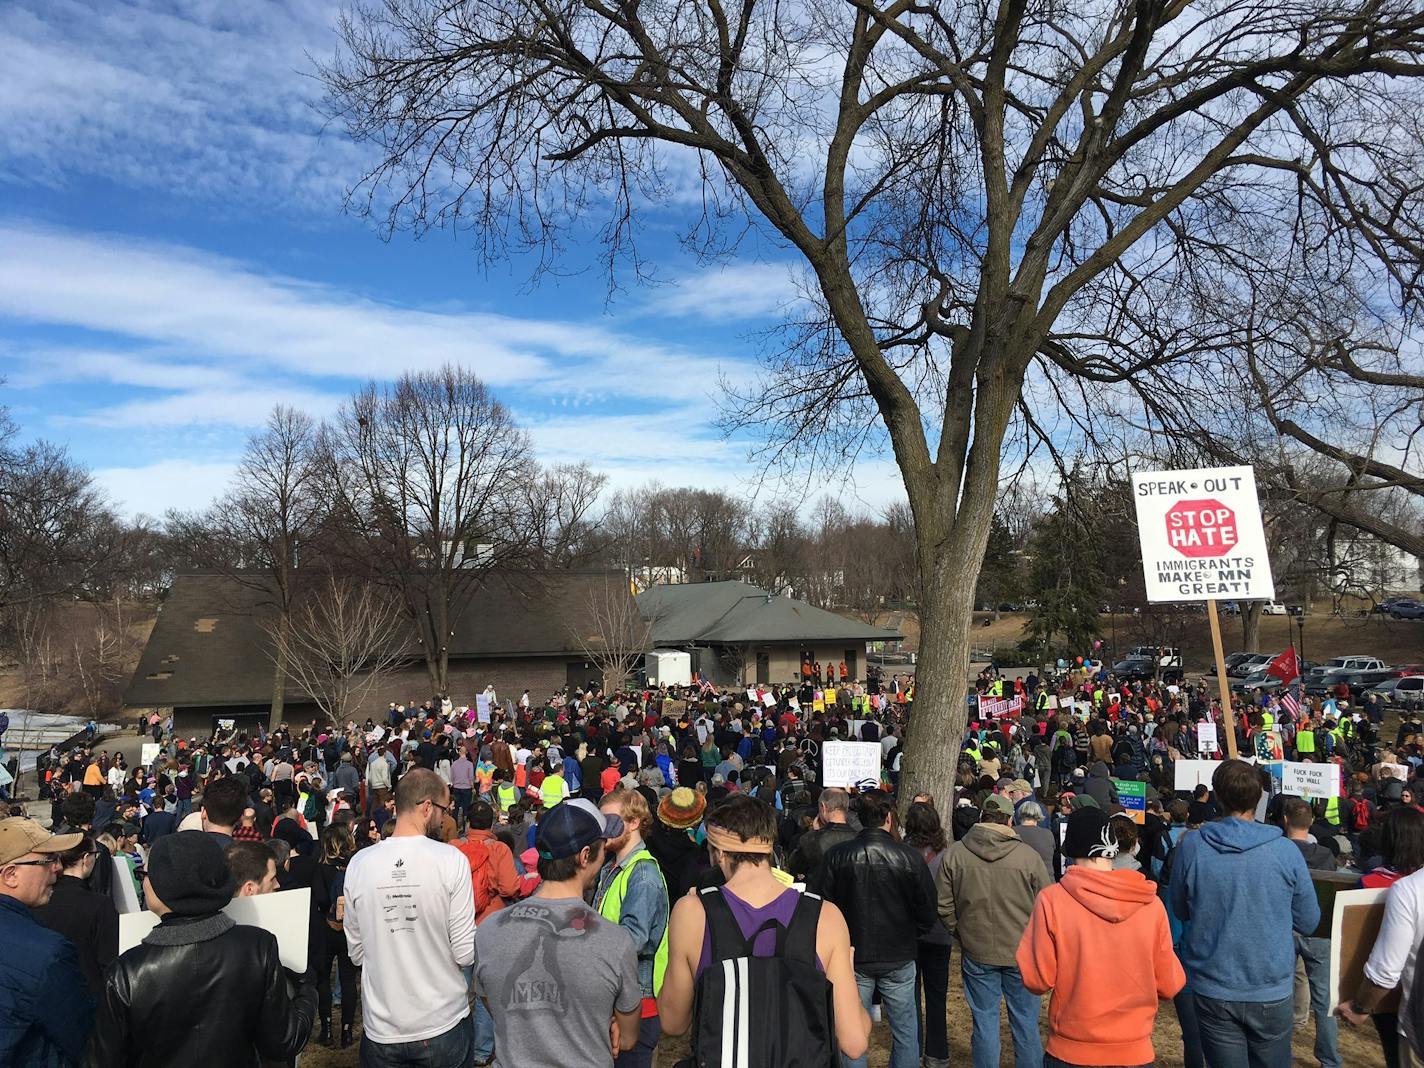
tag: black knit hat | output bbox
[147,831,235,916]
[1061,808,1120,861]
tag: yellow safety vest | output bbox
[596,849,669,994]
[1297,730,1316,755]
[540,774,567,809]
[495,783,518,812]
[1324,797,1342,826]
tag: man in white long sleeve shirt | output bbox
[344,768,477,1065]
[1341,863,1424,1063]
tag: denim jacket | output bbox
[593,843,669,1000]
[0,895,94,1068]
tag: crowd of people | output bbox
[0,658,1421,1068]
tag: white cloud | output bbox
[92,457,240,519]
[642,263,803,321]
[0,1,359,209]
[0,221,760,424]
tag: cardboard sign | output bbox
[1112,779,1147,824]
[1173,759,1220,791]
[1328,887,1396,1015]
[1282,761,1340,799]
[1131,465,1275,603]
[119,887,311,972]
[1197,722,1218,754]
[820,741,882,788]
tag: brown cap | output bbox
[0,817,82,866]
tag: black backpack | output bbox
[683,887,838,1068]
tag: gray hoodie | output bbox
[936,822,1051,966]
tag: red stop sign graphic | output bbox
[1165,498,1238,557]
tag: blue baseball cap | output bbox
[536,798,624,860]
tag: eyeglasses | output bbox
[7,857,63,870]
[428,800,452,816]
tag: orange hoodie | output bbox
[1016,865,1185,1066]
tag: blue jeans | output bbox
[461,965,495,1063]
[1174,988,1205,1068]
[1193,993,1293,1068]
[843,961,918,1068]
[1295,934,1341,1068]
[960,954,1044,1068]
[359,1014,474,1068]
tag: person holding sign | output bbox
[89,831,317,1067]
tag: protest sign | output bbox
[1254,728,1284,762]
[1173,759,1220,791]
[119,887,311,972]
[216,718,235,731]
[1328,887,1395,1014]
[111,857,141,914]
[1197,721,1218,754]
[1282,761,1340,799]
[820,741,882,788]
[475,694,492,723]
[746,689,759,704]
[762,692,777,708]
[1112,779,1147,824]
[1130,465,1275,604]
[140,743,161,767]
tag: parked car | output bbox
[1391,601,1424,620]
[1112,657,1158,682]
[1317,655,1389,675]
[1367,676,1424,708]
[1127,645,1183,669]
[1305,669,1397,701]
[1261,601,1288,615]
[1225,653,1276,683]
[1232,669,1286,694]
[1375,597,1421,615]
[1223,651,1256,671]
[1221,601,1241,616]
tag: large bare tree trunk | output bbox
[269,613,289,731]
[1241,602,1263,653]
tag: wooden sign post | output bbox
[1206,599,1239,759]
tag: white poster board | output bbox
[1174,759,1220,791]
[762,692,777,708]
[141,743,161,766]
[119,887,311,972]
[1197,722,1218,754]
[1282,761,1341,799]
[475,695,492,723]
[821,741,882,788]
[1328,887,1389,1014]
[111,856,141,914]
[1131,465,1275,603]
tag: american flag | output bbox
[1280,690,1300,717]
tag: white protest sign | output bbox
[1283,761,1340,800]
[141,743,161,766]
[1197,721,1218,754]
[119,887,311,972]
[1131,465,1275,603]
[111,857,141,914]
[1174,759,1220,791]
[475,695,492,723]
[747,689,759,704]
[762,692,777,708]
[820,741,882,788]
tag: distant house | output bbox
[636,580,902,686]
[125,570,630,736]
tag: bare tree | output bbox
[527,463,609,568]
[269,574,409,727]
[567,575,652,693]
[167,406,326,729]
[319,0,1424,803]
[327,365,538,697]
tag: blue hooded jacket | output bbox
[1168,818,1319,1001]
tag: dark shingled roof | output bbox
[636,580,902,645]
[125,569,628,709]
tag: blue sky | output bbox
[0,0,902,519]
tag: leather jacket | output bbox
[819,828,938,971]
[88,915,315,1068]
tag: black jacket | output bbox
[790,823,857,891]
[88,915,315,1068]
[819,828,938,973]
[31,875,118,995]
